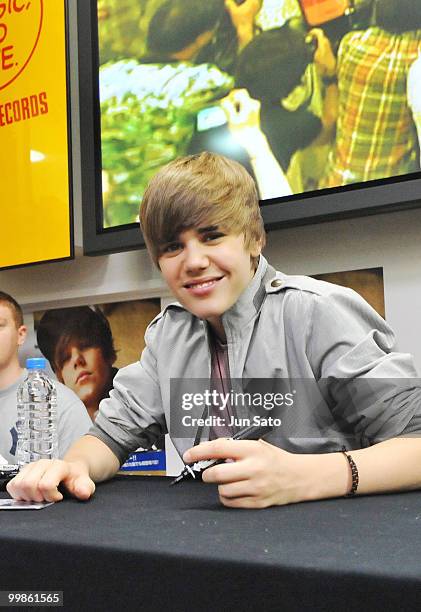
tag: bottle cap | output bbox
[26,357,47,370]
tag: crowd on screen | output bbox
[98,0,421,221]
[213,0,421,194]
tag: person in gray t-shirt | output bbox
[0,292,92,465]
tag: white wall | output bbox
[264,208,421,372]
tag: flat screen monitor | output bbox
[78,0,421,255]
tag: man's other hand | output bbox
[6,459,95,503]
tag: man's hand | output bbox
[221,89,263,153]
[183,438,314,508]
[220,88,293,198]
[224,0,262,48]
[6,459,95,503]
[307,28,336,78]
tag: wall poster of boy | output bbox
[34,299,165,475]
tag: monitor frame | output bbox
[78,0,421,256]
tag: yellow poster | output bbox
[0,0,72,269]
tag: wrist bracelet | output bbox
[341,447,359,497]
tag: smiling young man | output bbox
[0,292,92,466]
[7,153,421,507]
[158,228,260,340]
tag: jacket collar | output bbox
[221,255,274,333]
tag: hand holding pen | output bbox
[171,423,273,485]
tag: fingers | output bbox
[6,460,59,502]
[185,439,290,508]
[308,29,336,76]
[220,89,260,130]
[184,438,258,464]
[222,88,252,105]
[217,475,275,508]
[220,89,247,119]
[201,459,250,484]
[6,459,94,503]
[224,88,255,110]
[219,493,270,509]
[38,460,94,501]
[225,0,261,19]
[70,473,96,500]
[307,28,324,42]
[218,479,256,499]
[307,28,329,53]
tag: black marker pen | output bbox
[170,423,273,486]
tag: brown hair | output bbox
[37,307,117,373]
[0,291,24,328]
[375,0,421,33]
[140,152,266,266]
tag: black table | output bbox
[1,476,421,611]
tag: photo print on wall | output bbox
[33,298,165,475]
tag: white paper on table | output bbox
[0,499,54,510]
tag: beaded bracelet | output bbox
[341,447,359,497]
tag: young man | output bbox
[7,153,421,507]
[0,293,92,465]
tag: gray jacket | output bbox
[91,256,421,463]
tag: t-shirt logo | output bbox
[9,425,18,456]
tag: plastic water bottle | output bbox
[16,357,58,467]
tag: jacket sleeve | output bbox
[305,286,421,446]
[88,319,166,465]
